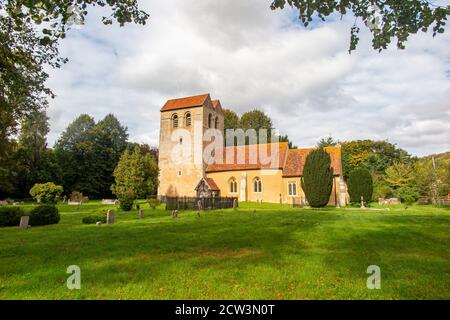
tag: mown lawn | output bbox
[0,201,449,300]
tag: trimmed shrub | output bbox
[348,168,374,204]
[0,207,25,227]
[301,148,334,208]
[396,186,419,206]
[82,214,107,224]
[147,198,160,209]
[29,205,60,226]
[118,191,135,211]
[29,183,63,204]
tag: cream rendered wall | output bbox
[206,169,284,203]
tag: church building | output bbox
[158,93,347,206]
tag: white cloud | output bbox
[46,0,450,156]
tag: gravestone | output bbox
[19,216,29,229]
[106,210,115,225]
[233,199,238,209]
[171,210,178,218]
[138,209,144,218]
[197,200,203,211]
[96,221,102,226]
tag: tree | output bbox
[91,114,129,197]
[55,114,97,196]
[279,135,297,149]
[55,114,129,198]
[301,148,334,208]
[396,186,419,206]
[347,168,373,204]
[384,161,414,189]
[413,155,449,203]
[223,109,240,131]
[111,147,159,203]
[270,0,449,52]
[0,0,149,153]
[341,140,411,180]
[14,110,60,196]
[317,136,337,148]
[240,109,273,145]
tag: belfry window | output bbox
[208,114,213,128]
[185,112,191,127]
[214,117,219,129]
[172,114,178,128]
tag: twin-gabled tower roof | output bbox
[161,93,223,114]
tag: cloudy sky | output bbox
[45,0,450,156]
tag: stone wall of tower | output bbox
[158,98,224,197]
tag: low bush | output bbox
[118,191,135,211]
[29,205,60,226]
[0,207,25,227]
[29,183,63,204]
[82,212,107,224]
[147,198,160,209]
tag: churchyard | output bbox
[0,201,448,300]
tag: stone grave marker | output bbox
[19,216,29,229]
[106,210,115,225]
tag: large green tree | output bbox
[223,109,240,132]
[341,140,412,180]
[92,114,129,196]
[301,148,334,208]
[0,0,149,153]
[111,147,159,200]
[240,109,273,145]
[55,114,128,198]
[14,110,60,196]
[270,0,449,52]
[55,114,97,196]
[384,161,414,190]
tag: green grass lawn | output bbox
[0,201,449,300]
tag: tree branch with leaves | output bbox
[270,0,449,52]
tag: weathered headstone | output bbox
[106,210,115,225]
[361,196,366,209]
[197,200,203,211]
[138,209,144,218]
[233,199,238,209]
[19,216,29,229]
[96,221,102,226]
[171,210,178,218]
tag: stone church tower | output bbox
[158,94,224,197]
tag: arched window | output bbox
[208,114,213,128]
[288,182,297,196]
[214,117,219,129]
[185,112,191,127]
[253,177,262,193]
[172,114,178,128]
[229,178,238,193]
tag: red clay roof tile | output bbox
[206,142,289,172]
[283,147,342,177]
[161,94,210,112]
